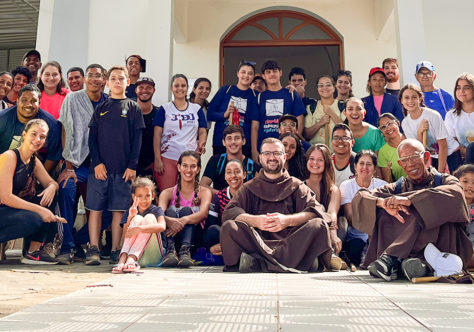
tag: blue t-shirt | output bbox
[90,92,108,109]
[423,89,455,120]
[207,85,258,149]
[252,88,306,150]
[120,204,164,226]
[89,98,145,173]
[0,107,62,161]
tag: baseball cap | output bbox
[22,50,41,61]
[369,67,386,78]
[416,61,435,73]
[136,77,155,87]
[251,75,266,85]
[424,243,463,277]
[279,114,297,125]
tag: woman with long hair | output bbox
[305,144,342,257]
[400,83,461,173]
[377,113,406,182]
[153,74,208,192]
[37,61,69,119]
[158,151,212,267]
[279,132,307,181]
[0,119,65,264]
[207,61,257,156]
[339,150,387,267]
[444,72,474,163]
[334,70,354,112]
[189,77,212,130]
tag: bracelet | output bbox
[66,169,75,172]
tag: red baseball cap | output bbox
[369,67,386,78]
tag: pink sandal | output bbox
[123,261,141,273]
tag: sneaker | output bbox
[177,246,193,268]
[21,250,58,265]
[162,250,179,267]
[401,258,430,281]
[85,245,101,266]
[41,242,57,260]
[73,246,86,262]
[57,249,74,265]
[239,252,264,273]
[109,250,121,265]
[368,254,401,281]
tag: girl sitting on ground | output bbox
[204,159,246,258]
[113,177,166,273]
[159,150,212,267]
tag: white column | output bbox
[394,0,426,86]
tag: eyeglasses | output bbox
[332,136,352,142]
[398,151,425,164]
[317,83,333,88]
[378,120,397,131]
[280,122,296,128]
[417,71,434,77]
[260,151,285,157]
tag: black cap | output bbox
[279,114,297,124]
[23,50,41,61]
[136,77,155,87]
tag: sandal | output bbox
[123,261,141,273]
[112,263,125,274]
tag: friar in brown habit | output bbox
[352,138,472,281]
[220,137,333,273]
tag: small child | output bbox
[86,65,145,265]
[113,177,166,273]
[453,164,474,268]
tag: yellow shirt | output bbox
[304,100,345,147]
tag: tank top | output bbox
[11,149,35,198]
[170,185,200,213]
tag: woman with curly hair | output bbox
[158,150,212,267]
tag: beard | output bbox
[138,96,152,103]
[386,73,399,83]
[262,160,284,174]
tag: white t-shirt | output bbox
[444,109,474,148]
[401,107,459,158]
[340,177,387,242]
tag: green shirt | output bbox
[377,142,407,181]
[353,124,385,153]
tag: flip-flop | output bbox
[112,263,125,274]
[123,261,141,273]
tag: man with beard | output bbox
[135,77,159,178]
[382,58,400,96]
[352,138,472,281]
[0,84,61,173]
[125,55,145,100]
[21,50,41,85]
[56,64,108,264]
[220,137,333,273]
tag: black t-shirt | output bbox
[125,84,137,100]
[386,88,400,97]
[137,106,159,172]
[89,98,145,173]
[203,154,259,191]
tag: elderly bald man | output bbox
[351,138,472,281]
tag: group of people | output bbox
[0,49,473,282]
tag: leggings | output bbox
[164,206,195,251]
[121,214,157,259]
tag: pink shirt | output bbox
[39,87,69,119]
[373,95,384,116]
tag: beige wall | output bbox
[173,0,397,99]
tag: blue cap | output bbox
[416,61,435,74]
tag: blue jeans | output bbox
[58,164,89,252]
[164,206,195,251]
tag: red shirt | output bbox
[39,87,69,119]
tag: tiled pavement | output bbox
[1,266,473,331]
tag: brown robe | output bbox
[221,169,332,272]
[352,167,473,268]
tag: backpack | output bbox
[393,170,443,194]
[216,153,255,182]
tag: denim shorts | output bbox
[85,173,131,211]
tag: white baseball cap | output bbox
[424,243,463,277]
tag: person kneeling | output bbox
[113,177,165,273]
